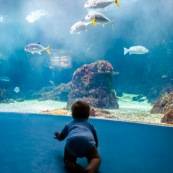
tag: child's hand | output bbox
[54,132,60,139]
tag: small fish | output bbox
[0,76,10,82]
[14,87,20,93]
[84,0,120,9]
[85,12,114,31]
[124,46,149,55]
[24,43,50,55]
[49,80,55,86]
[70,17,97,34]
[161,75,168,79]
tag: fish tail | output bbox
[115,0,120,7]
[45,45,51,54]
[91,16,97,26]
[124,48,128,55]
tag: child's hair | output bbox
[71,100,90,119]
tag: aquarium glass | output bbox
[0,0,173,125]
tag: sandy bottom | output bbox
[0,93,163,125]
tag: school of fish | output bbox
[70,0,120,34]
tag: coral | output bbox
[159,84,173,97]
[150,92,173,114]
[161,109,173,124]
[67,60,119,109]
[90,107,111,117]
[36,82,71,101]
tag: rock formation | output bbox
[67,60,119,109]
[150,92,173,114]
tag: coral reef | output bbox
[90,107,111,117]
[67,60,119,109]
[161,109,173,124]
[150,92,173,114]
[35,82,71,101]
[159,84,173,97]
[147,84,173,104]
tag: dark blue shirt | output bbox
[60,119,98,157]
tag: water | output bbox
[0,0,173,123]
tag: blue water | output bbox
[0,0,173,96]
[0,112,173,173]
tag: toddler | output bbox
[54,100,101,173]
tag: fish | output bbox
[0,76,10,82]
[14,87,20,93]
[24,43,50,55]
[124,46,149,55]
[84,0,120,9]
[161,75,168,79]
[49,80,55,86]
[70,17,97,34]
[84,12,114,31]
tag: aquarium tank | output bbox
[0,0,173,125]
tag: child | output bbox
[54,100,101,173]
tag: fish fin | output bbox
[45,45,51,54]
[91,16,97,26]
[124,48,128,55]
[115,0,120,7]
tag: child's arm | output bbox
[54,132,66,141]
[91,125,98,147]
[54,125,68,141]
[93,131,98,148]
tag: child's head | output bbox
[71,100,90,119]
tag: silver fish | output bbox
[70,18,96,34]
[124,46,149,55]
[0,76,10,82]
[84,0,120,9]
[24,43,50,55]
[85,12,114,30]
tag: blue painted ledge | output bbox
[0,112,173,173]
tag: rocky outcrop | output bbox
[161,109,173,124]
[150,92,173,114]
[36,82,71,102]
[67,60,119,109]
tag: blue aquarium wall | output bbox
[0,112,173,173]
